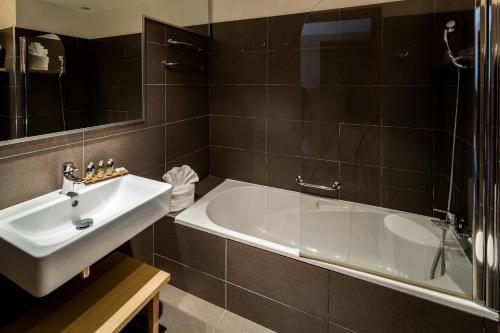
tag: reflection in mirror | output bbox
[0,0,209,142]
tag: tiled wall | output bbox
[1,27,144,138]
[209,0,475,218]
[154,217,489,333]
[0,27,16,140]
[0,18,209,328]
[85,33,143,127]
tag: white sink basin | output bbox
[0,174,172,297]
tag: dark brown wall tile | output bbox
[154,255,225,308]
[382,168,433,215]
[268,13,308,50]
[154,217,225,279]
[140,164,165,182]
[210,85,267,118]
[165,23,208,46]
[382,127,433,171]
[145,42,165,84]
[227,241,329,319]
[329,271,482,333]
[267,154,300,191]
[340,86,381,125]
[227,284,329,333]
[211,18,267,53]
[145,85,165,126]
[210,116,266,151]
[268,120,301,155]
[84,126,165,174]
[339,7,381,44]
[382,86,433,128]
[210,146,266,184]
[164,48,208,85]
[339,125,381,165]
[383,12,433,48]
[340,163,381,206]
[166,26,209,51]
[165,116,208,162]
[0,143,83,209]
[381,46,433,85]
[268,85,301,120]
[269,49,300,84]
[302,121,339,160]
[165,85,208,122]
[211,52,267,84]
[302,85,340,123]
[166,147,209,180]
[195,176,225,197]
[118,225,153,261]
[145,19,165,44]
[338,45,380,84]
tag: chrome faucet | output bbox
[431,208,470,240]
[61,162,84,196]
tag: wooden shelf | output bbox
[84,168,129,185]
[4,253,170,333]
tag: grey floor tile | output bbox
[159,285,224,333]
[213,311,276,333]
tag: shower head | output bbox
[443,20,467,69]
[445,20,456,33]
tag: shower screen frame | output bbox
[474,0,500,312]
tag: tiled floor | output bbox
[160,285,275,333]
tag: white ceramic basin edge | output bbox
[0,174,172,297]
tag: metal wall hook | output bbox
[398,51,409,62]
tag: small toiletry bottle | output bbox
[97,160,105,178]
[85,163,94,181]
[106,159,115,176]
[89,161,95,177]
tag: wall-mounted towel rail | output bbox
[162,60,206,72]
[296,175,341,191]
[167,38,205,52]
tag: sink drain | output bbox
[75,218,94,230]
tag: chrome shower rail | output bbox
[167,38,205,52]
[296,176,341,191]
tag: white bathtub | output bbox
[176,179,498,320]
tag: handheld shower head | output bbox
[445,20,456,33]
[443,20,467,69]
[58,55,64,78]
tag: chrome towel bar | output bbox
[167,38,205,52]
[296,175,341,191]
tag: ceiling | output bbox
[41,0,156,13]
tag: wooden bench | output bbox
[4,253,170,333]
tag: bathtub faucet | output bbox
[431,209,470,239]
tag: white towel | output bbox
[163,165,199,212]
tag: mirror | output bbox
[0,0,209,142]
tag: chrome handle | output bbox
[167,38,204,52]
[295,176,341,191]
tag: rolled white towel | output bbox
[163,165,199,212]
